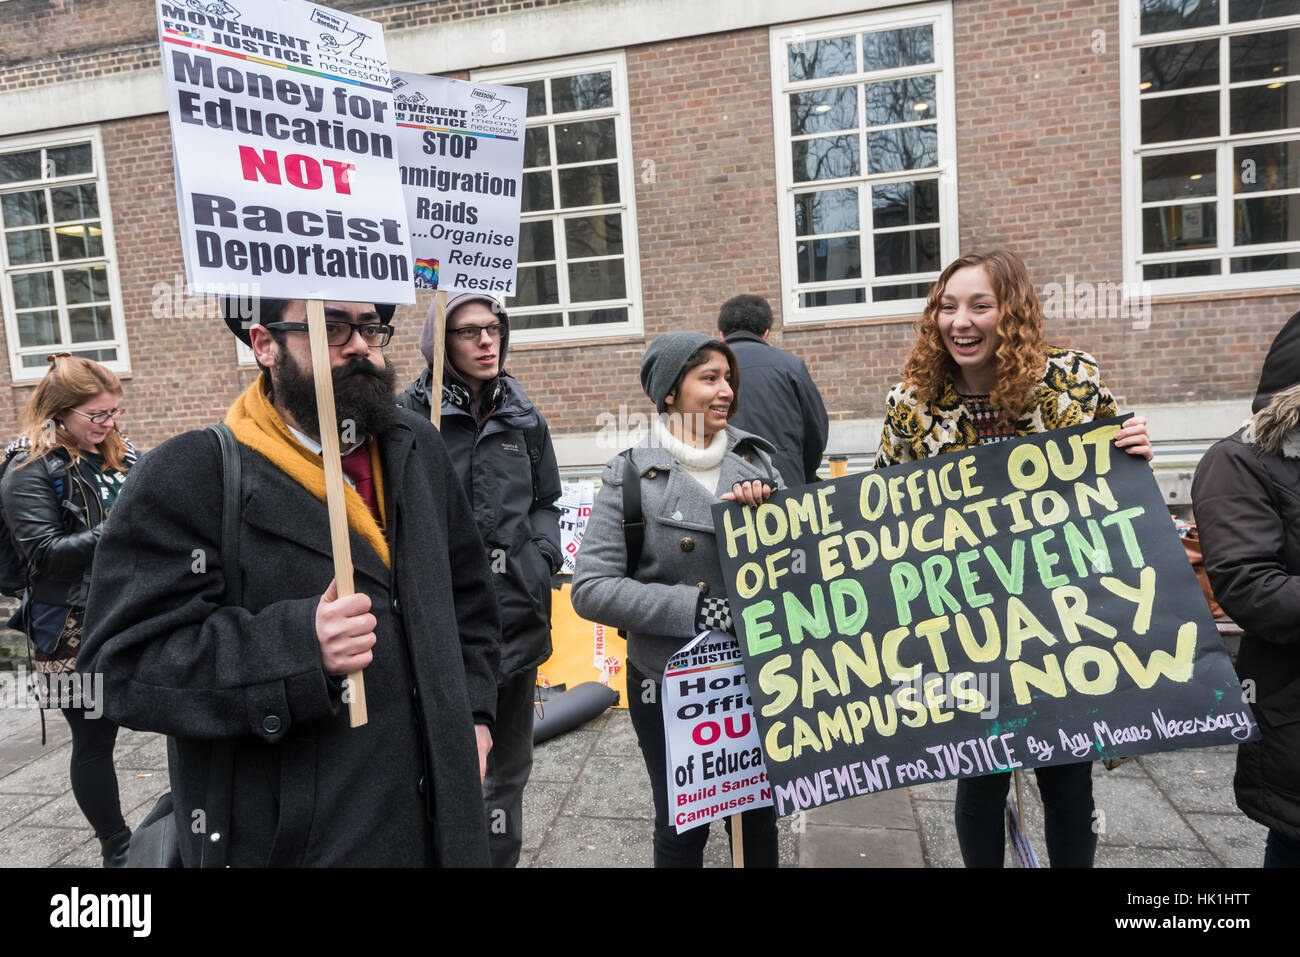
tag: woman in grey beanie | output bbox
[572,331,783,867]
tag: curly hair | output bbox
[901,248,1048,425]
[717,295,773,338]
[18,355,128,472]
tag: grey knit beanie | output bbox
[418,292,509,371]
[640,331,722,413]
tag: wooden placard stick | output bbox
[730,813,744,868]
[429,290,448,428]
[1013,768,1027,835]
[306,299,368,728]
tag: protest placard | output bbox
[557,480,595,576]
[713,417,1256,817]
[664,633,772,834]
[391,72,527,296]
[155,0,415,725]
[156,0,413,305]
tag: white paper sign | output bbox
[664,632,773,833]
[391,72,527,295]
[557,480,594,576]
[156,0,414,304]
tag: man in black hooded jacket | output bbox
[1192,310,1300,867]
[398,292,561,867]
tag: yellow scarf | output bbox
[225,380,390,569]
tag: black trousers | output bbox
[1265,828,1300,868]
[61,706,126,840]
[626,659,778,868]
[954,762,1096,867]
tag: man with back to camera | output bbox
[399,292,562,868]
[717,294,829,487]
[78,297,501,867]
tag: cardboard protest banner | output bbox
[391,71,527,296]
[713,417,1257,817]
[664,633,772,834]
[156,0,414,305]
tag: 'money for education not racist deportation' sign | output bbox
[156,0,414,304]
[391,72,526,295]
[712,417,1256,817]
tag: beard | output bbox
[272,348,398,441]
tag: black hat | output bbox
[219,295,397,346]
[1254,310,1300,413]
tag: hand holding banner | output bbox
[713,417,1255,816]
[156,0,417,727]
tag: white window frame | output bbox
[472,51,644,344]
[1121,1,1300,296]
[0,126,130,383]
[770,4,959,327]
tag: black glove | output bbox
[695,594,733,634]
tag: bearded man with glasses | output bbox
[399,292,561,868]
[79,297,503,867]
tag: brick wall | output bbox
[1,0,581,91]
[945,0,1286,413]
[0,0,1290,451]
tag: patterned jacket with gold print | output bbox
[873,346,1118,468]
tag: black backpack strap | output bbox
[201,423,241,868]
[523,416,544,505]
[620,450,644,578]
[210,423,242,606]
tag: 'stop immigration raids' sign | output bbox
[712,417,1256,817]
[156,0,414,304]
[390,72,527,295]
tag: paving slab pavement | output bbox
[0,696,1267,868]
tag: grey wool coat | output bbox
[571,425,781,679]
[78,409,501,867]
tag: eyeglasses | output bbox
[68,406,125,426]
[450,323,504,342]
[266,321,394,348]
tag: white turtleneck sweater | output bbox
[651,416,728,496]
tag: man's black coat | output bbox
[79,409,501,866]
[724,330,829,487]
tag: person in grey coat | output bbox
[718,295,828,487]
[572,331,782,867]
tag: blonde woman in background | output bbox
[1,355,136,866]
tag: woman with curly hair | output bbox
[875,248,1152,867]
[0,355,136,866]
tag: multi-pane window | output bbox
[474,55,642,341]
[0,130,127,380]
[772,6,958,324]
[1126,0,1300,289]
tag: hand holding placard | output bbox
[713,417,1254,816]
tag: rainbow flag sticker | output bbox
[414,258,439,289]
